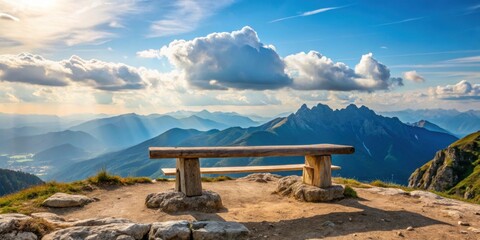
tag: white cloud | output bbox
[444,56,480,64]
[136,49,160,59]
[403,70,425,83]
[148,0,233,37]
[375,17,424,27]
[0,0,137,52]
[285,51,402,91]
[159,26,292,90]
[429,80,480,100]
[0,53,158,91]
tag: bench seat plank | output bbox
[161,164,341,176]
[150,144,354,159]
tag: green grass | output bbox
[370,180,414,192]
[0,170,152,214]
[343,185,358,198]
[333,177,371,188]
[201,176,234,182]
[155,178,171,182]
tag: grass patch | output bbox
[155,178,171,182]
[370,180,414,192]
[16,217,57,238]
[334,177,371,188]
[86,168,152,185]
[0,169,152,214]
[343,185,358,198]
[201,176,233,182]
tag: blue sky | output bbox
[0,0,479,115]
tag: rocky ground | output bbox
[2,175,480,239]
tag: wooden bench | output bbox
[149,144,354,197]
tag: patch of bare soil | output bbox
[45,180,480,239]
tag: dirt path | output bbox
[46,180,480,240]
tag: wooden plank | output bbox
[150,144,354,159]
[302,155,332,188]
[177,158,202,197]
[162,164,341,176]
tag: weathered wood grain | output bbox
[150,144,354,159]
[177,158,202,197]
[161,164,341,176]
[302,155,332,188]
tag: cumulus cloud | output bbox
[136,49,160,59]
[285,51,402,91]
[429,80,480,100]
[0,53,156,91]
[403,70,425,83]
[159,26,292,90]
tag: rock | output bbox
[0,231,37,240]
[396,231,404,237]
[42,193,94,208]
[276,176,344,202]
[42,223,150,240]
[441,210,463,219]
[0,214,32,234]
[321,221,335,227]
[458,221,470,226]
[71,217,134,227]
[0,214,37,240]
[409,191,443,200]
[406,226,414,231]
[366,187,407,196]
[460,230,468,234]
[191,221,249,240]
[149,220,191,240]
[238,173,281,183]
[145,190,223,213]
[467,227,480,233]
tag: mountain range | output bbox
[53,104,458,184]
[381,109,480,137]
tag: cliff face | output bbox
[408,131,480,200]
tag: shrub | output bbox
[201,176,233,182]
[343,185,358,198]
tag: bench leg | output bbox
[302,155,332,188]
[176,158,203,197]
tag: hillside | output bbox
[0,130,102,154]
[0,169,44,196]
[2,177,480,239]
[409,131,480,202]
[54,104,458,184]
[33,144,90,165]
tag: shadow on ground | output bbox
[240,197,449,239]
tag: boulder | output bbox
[149,220,191,240]
[0,231,37,240]
[0,214,37,240]
[237,173,281,183]
[42,223,151,240]
[191,221,249,240]
[276,176,344,202]
[145,190,223,213]
[42,193,94,208]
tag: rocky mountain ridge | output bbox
[409,131,480,201]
